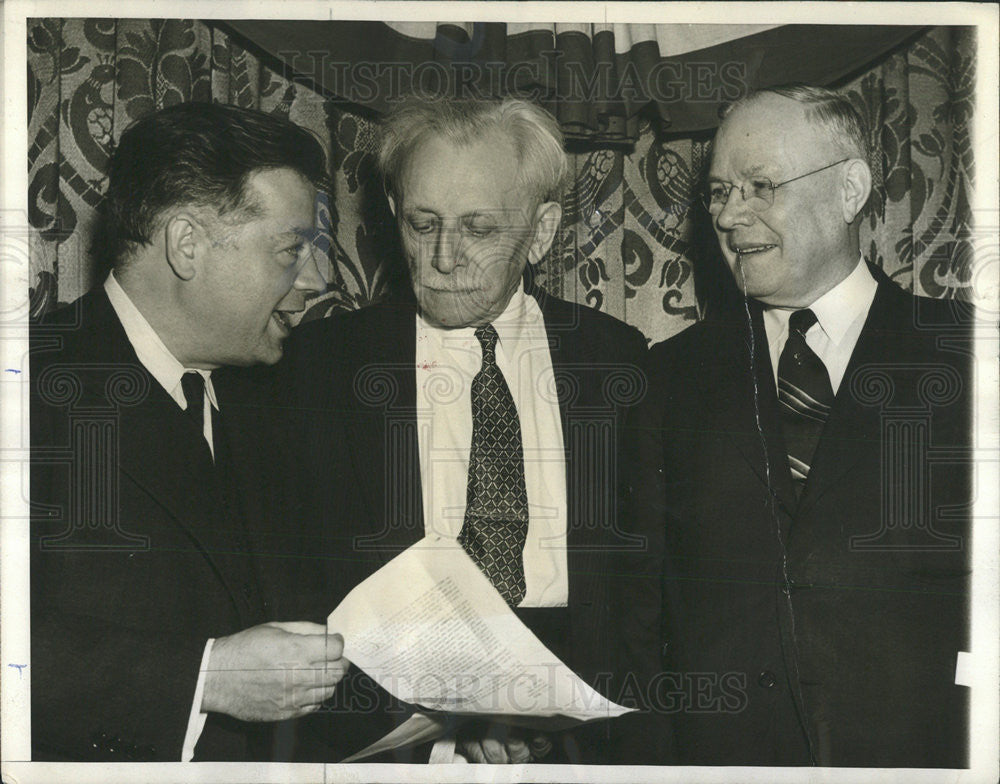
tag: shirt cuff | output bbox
[181,638,215,762]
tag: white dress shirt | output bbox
[104,273,218,455]
[763,258,878,395]
[103,272,216,760]
[415,283,569,607]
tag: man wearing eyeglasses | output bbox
[624,84,972,767]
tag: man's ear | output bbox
[387,193,397,218]
[164,213,199,281]
[528,201,562,265]
[842,159,872,224]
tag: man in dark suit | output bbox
[279,98,647,764]
[626,84,972,767]
[29,102,348,762]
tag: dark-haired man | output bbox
[30,102,341,762]
[627,85,972,767]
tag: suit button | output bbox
[758,670,776,688]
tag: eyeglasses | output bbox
[702,158,851,214]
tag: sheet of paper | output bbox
[341,712,452,763]
[326,535,631,760]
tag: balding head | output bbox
[722,84,870,164]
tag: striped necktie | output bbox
[777,309,834,495]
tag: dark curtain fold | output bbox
[222,21,926,141]
[28,20,975,343]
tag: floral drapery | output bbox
[27,20,975,344]
[221,21,921,142]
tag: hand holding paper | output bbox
[326,536,632,760]
[456,722,550,763]
[202,621,347,722]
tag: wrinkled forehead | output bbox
[398,130,534,213]
[711,96,832,177]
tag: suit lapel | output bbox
[536,293,588,547]
[211,369,274,611]
[796,281,901,517]
[534,292,613,632]
[343,305,424,564]
[88,291,251,617]
[694,304,798,516]
[117,396,250,604]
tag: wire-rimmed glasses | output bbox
[702,158,851,214]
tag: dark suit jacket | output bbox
[29,287,278,761]
[626,265,973,767]
[272,289,648,762]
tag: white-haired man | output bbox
[278,97,648,763]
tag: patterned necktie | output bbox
[777,309,835,495]
[458,324,529,607]
[181,371,205,433]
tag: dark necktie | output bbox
[777,309,835,494]
[181,371,205,434]
[458,324,529,607]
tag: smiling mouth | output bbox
[271,311,294,333]
[732,244,777,258]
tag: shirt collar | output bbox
[491,281,545,349]
[763,256,876,346]
[808,257,877,346]
[104,272,218,410]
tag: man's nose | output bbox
[430,224,462,274]
[715,186,756,231]
[293,248,326,296]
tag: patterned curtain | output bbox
[223,21,920,141]
[27,20,975,344]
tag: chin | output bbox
[730,265,773,301]
[425,312,480,329]
[249,341,285,366]
[417,294,473,328]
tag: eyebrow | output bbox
[707,163,771,183]
[276,227,317,240]
[403,208,511,221]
